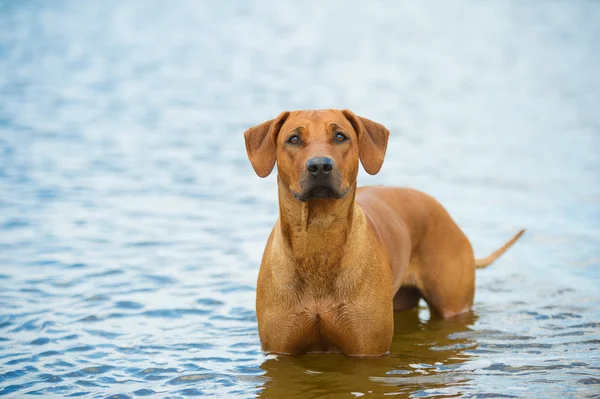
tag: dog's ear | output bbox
[243,111,290,177]
[342,110,390,175]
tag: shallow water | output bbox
[1,1,599,398]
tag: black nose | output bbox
[306,157,334,178]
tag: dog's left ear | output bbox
[342,110,390,175]
[243,111,290,177]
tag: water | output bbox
[1,1,599,398]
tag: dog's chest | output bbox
[288,295,350,353]
[297,295,340,322]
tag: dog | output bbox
[243,109,524,356]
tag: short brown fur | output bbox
[244,109,524,356]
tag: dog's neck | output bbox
[277,177,357,269]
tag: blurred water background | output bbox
[0,1,599,398]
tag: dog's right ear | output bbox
[243,111,290,178]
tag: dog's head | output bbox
[244,109,389,202]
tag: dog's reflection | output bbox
[257,310,478,399]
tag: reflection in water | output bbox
[259,310,477,398]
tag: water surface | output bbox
[1,1,599,398]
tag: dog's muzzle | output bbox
[293,157,348,202]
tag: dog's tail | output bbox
[475,229,525,269]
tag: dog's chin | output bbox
[294,185,347,202]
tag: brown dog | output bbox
[244,109,524,356]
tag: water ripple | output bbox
[1,1,599,398]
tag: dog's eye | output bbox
[335,132,348,142]
[287,135,300,145]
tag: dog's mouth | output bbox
[292,170,349,202]
[293,184,348,202]
[309,186,335,199]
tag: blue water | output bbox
[1,1,599,398]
